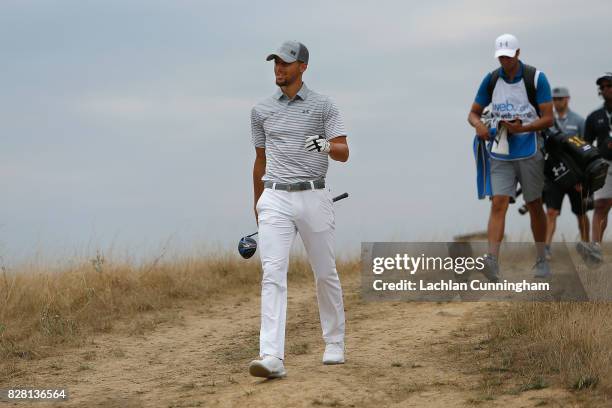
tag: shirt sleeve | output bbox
[474,73,493,107]
[323,98,347,140]
[584,113,595,144]
[535,72,552,105]
[251,107,266,148]
[577,115,586,139]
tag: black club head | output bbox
[238,236,257,259]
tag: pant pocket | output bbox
[256,189,268,212]
[306,190,334,232]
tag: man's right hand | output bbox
[476,123,490,140]
[254,206,259,225]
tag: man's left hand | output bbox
[501,118,524,134]
[305,135,331,153]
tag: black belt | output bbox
[264,179,325,191]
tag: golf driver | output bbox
[238,192,349,259]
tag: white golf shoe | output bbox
[322,342,345,365]
[248,355,286,378]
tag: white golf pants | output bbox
[256,187,345,360]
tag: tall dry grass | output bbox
[0,250,358,377]
[487,302,612,395]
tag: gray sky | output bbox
[2,0,611,264]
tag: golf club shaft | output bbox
[247,192,349,237]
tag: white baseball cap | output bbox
[494,34,519,58]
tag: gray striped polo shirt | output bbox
[554,109,585,138]
[251,83,347,183]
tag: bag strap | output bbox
[522,64,540,117]
[486,68,500,102]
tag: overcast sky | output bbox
[1,0,611,264]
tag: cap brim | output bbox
[494,49,517,58]
[265,52,297,63]
[596,77,612,85]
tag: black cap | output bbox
[596,72,612,86]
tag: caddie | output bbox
[468,33,554,280]
[249,41,349,379]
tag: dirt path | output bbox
[8,273,579,408]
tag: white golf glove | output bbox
[305,135,331,153]
[480,106,494,129]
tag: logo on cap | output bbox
[290,50,296,56]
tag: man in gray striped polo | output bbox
[248,41,350,378]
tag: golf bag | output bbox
[544,124,609,192]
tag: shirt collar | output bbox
[499,61,524,81]
[555,108,571,120]
[275,82,310,101]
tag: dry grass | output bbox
[486,302,612,396]
[0,250,358,378]
[4,245,612,404]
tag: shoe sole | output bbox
[249,361,286,379]
[323,359,345,365]
[590,254,604,264]
[481,265,500,283]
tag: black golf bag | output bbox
[544,124,609,192]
